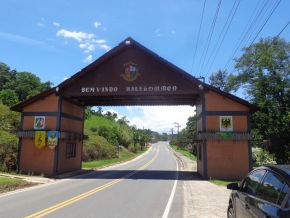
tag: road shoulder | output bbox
[168,145,231,218]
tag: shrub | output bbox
[252,147,276,167]
[170,140,177,146]
[128,143,140,153]
[0,130,18,171]
[115,125,133,148]
[97,126,118,145]
[82,134,117,161]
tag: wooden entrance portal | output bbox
[11,38,256,179]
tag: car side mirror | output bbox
[227,182,240,191]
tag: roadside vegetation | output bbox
[209,179,239,186]
[170,142,196,161]
[168,115,197,161]
[82,107,154,166]
[82,146,147,169]
[0,176,35,193]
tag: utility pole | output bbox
[170,128,174,141]
[173,122,181,142]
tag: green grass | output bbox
[85,115,117,129]
[82,147,147,169]
[170,144,196,161]
[210,179,240,186]
[0,176,21,183]
[0,176,35,193]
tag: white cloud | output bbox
[53,22,60,27]
[56,28,111,61]
[102,109,119,117]
[94,39,106,44]
[94,21,102,28]
[37,22,45,28]
[99,44,111,51]
[128,106,195,133]
[56,29,94,42]
[84,54,93,63]
[154,28,161,37]
[125,106,133,112]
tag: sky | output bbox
[0,0,289,133]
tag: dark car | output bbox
[227,165,290,218]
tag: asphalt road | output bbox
[0,142,182,218]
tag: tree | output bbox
[0,103,20,171]
[160,133,169,141]
[208,69,233,92]
[14,72,52,101]
[0,103,20,133]
[0,62,53,104]
[0,89,19,106]
[84,107,93,120]
[0,63,16,90]
[174,116,197,154]
[232,37,290,163]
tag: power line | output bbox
[204,0,240,77]
[223,0,270,70]
[248,0,282,46]
[228,20,289,83]
[191,0,207,75]
[277,20,290,37]
[229,0,282,74]
[198,0,222,75]
[226,0,281,73]
[242,0,274,47]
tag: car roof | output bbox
[255,165,290,183]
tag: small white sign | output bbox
[220,116,233,132]
[34,116,45,129]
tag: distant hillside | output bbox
[83,112,152,161]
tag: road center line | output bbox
[25,147,160,218]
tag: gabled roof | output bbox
[10,37,257,112]
[57,37,203,91]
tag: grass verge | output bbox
[82,146,148,169]
[170,144,196,161]
[0,176,36,194]
[209,179,240,186]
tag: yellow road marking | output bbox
[25,146,160,218]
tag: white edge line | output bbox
[162,148,179,218]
